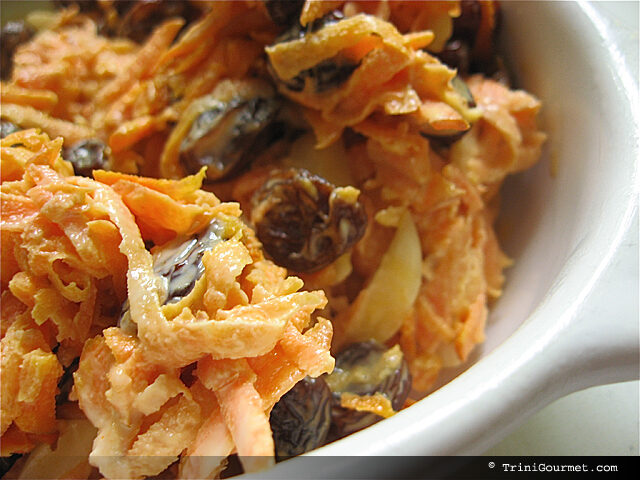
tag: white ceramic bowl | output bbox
[3,1,637,477]
[259,1,638,476]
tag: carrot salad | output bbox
[1,1,546,478]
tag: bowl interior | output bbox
[432,0,638,386]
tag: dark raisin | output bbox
[250,168,367,273]
[179,80,282,182]
[153,220,228,304]
[63,139,108,177]
[1,20,35,80]
[56,358,79,405]
[453,0,483,45]
[292,57,360,93]
[0,120,21,139]
[270,376,332,460]
[437,39,471,75]
[264,0,305,28]
[269,11,359,93]
[119,220,229,335]
[0,454,22,478]
[325,340,411,440]
[436,0,505,79]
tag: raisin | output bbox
[250,168,367,273]
[63,139,109,177]
[179,80,281,182]
[270,376,332,460]
[325,341,411,440]
[264,0,305,28]
[1,20,34,80]
[119,220,228,334]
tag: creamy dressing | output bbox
[325,344,403,393]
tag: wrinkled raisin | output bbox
[179,80,281,182]
[270,376,332,460]
[250,168,367,273]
